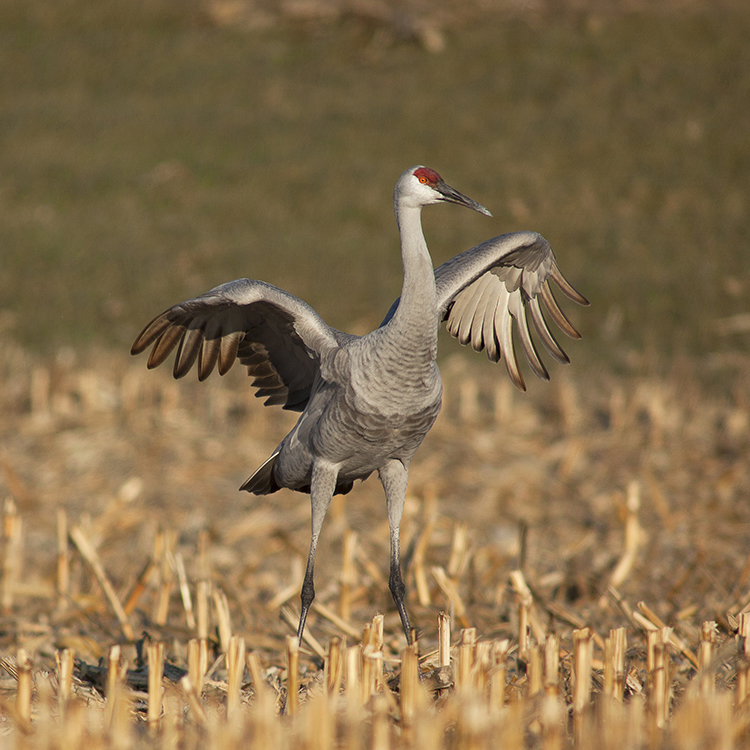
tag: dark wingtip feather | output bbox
[146,324,185,370]
[502,336,526,392]
[131,315,171,356]
[173,327,203,380]
[218,331,242,375]
[540,283,582,340]
[198,337,220,381]
[508,366,527,392]
[536,357,551,381]
[549,265,590,307]
[528,297,570,364]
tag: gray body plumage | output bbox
[266,328,443,495]
[132,166,588,644]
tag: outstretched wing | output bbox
[435,231,589,391]
[131,279,344,411]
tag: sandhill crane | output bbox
[131,165,588,645]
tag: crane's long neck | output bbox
[388,202,439,360]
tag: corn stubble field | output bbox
[2,0,750,747]
[0,340,749,748]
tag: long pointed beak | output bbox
[437,181,492,217]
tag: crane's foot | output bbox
[396,600,413,645]
[297,574,315,642]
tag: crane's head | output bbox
[396,166,492,217]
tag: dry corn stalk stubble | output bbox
[1,502,749,749]
[0,346,749,746]
[0,611,746,749]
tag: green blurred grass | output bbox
[1,1,748,372]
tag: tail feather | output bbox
[240,451,361,496]
[240,451,281,495]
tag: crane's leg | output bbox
[379,459,413,644]
[297,460,338,642]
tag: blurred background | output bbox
[1,0,748,375]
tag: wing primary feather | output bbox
[218,330,243,375]
[147,324,185,369]
[447,275,484,340]
[481,288,501,362]
[528,296,570,364]
[549,264,590,306]
[540,283,582,339]
[509,294,549,381]
[198,337,221,381]
[452,287,478,345]
[456,276,492,346]
[132,315,172,355]
[496,296,525,391]
[173,325,205,379]
[446,282,476,334]
[470,277,499,353]
[198,315,226,380]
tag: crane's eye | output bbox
[418,176,428,184]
